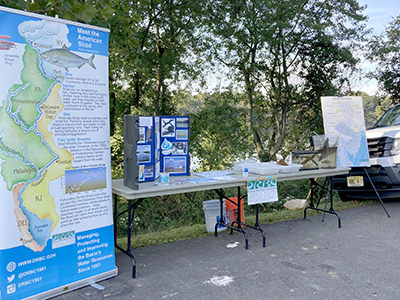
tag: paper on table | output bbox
[195,170,237,181]
[196,170,234,177]
[185,177,219,183]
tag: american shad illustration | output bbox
[40,45,96,71]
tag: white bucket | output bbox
[203,199,227,233]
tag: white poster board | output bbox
[321,96,370,167]
[247,177,278,205]
[0,6,116,300]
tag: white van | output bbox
[333,104,400,201]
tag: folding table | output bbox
[112,167,350,277]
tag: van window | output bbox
[374,105,400,128]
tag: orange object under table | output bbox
[225,197,245,226]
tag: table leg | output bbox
[255,204,266,247]
[214,187,265,249]
[304,176,341,228]
[114,194,145,278]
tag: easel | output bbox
[363,168,390,218]
[321,96,391,219]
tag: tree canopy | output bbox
[2,0,391,170]
[368,15,400,104]
[0,0,115,24]
[197,0,368,161]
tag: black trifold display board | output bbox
[123,115,190,190]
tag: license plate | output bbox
[347,176,364,187]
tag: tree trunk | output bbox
[109,76,116,136]
[154,24,164,115]
[241,63,267,161]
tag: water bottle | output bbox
[243,166,248,177]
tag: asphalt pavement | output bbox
[53,202,400,300]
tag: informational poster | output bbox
[0,6,117,300]
[321,96,370,167]
[247,177,278,205]
[160,116,190,176]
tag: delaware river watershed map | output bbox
[0,21,79,252]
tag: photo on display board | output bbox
[146,127,153,142]
[155,117,160,133]
[144,165,154,178]
[139,165,145,180]
[138,127,145,143]
[172,142,187,155]
[137,145,152,163]
[176,129,188,140]
[176,117,189,128]
[164,157,187,173]
[161,118,176,137]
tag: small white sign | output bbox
[52,230,75,249]
[247,177,278,205]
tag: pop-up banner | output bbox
[0,6,117,300]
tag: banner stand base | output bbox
[25,267,118,300]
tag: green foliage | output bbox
[362,93,392,128]
[189,91,255,171]
[197,0,369,162]
[106,0,205,170]
[368,16,400,104]
[0,0,114,24]
[108,0,202,117]
[115,190,217,236]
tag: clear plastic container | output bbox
[292,150,320,170]
[276,163,303,173]
[247,163,280,175]
[311,135,339,169]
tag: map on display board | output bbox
[0,6,116,300]
[321,96,370,167]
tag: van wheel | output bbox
[338,192,351,202]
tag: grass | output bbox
[115,198,378,250]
